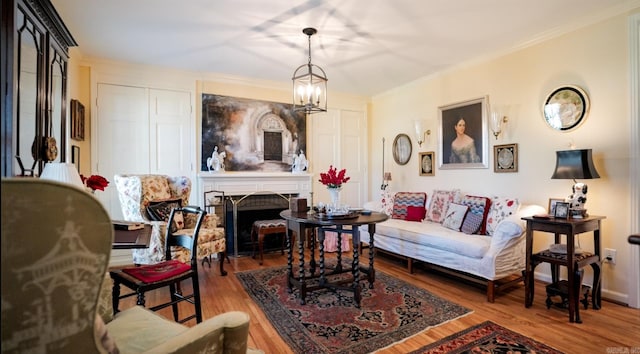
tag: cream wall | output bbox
[66,47,91,177]
[64,10,636,304]
[369,13,634,303]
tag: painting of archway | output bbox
[201,94,307,172]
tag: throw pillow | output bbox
[442,203,469,231]
[147,198,184,231]
[147,198,182,221]
[460,195,491,234]
[391,192,427,220]
[461,212,484,234]
[380,189,394,216]
[405,205,426,222]
[426,189,460,223]
[485,196,520,236]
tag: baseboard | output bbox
[534,270,629,306]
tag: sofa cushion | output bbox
[405,206,426,221]
[460,195,491,234]
[147,198,184,231]
[461,212,483,234]
[442,203,468,231]
[486,196,520,236]
[369,218,491,259]
[391,192,427,220]
[426,189,460,223]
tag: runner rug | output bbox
[409,321,565,354]
[236,261,472,354]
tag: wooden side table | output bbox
[522,215,605,323]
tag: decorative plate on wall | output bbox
[392,133,412,165]
[542,85,589,131]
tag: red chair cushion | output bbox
[122,260,191,283]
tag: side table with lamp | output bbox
[523,148,604,323]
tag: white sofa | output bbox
[361,195,545,302]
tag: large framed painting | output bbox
[201,94,307,172]
[438,96,488,169]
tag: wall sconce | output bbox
[489,105,509,139]
[413,120,431,147]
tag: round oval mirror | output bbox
[542,85,589,131]
[392,133,412,165]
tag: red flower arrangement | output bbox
[319,165,350,189]
[81,174,110,192]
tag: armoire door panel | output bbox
[150,89,191,176]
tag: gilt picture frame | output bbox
[438,96,488,170]
[419,152,435,176]
[70,99,85,141]
[548,198,565,216]
[493,143,518,173]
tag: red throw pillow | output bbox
[405,206,426,222]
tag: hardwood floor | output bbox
[120,250,640,353]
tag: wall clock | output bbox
[392,133,412,165]
[542,85,589,131]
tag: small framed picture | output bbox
[419,151,435,176]
[71,145,80,172]
[493,143,518,172]
[554,202,570,219]
[548,198,564,215]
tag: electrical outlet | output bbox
[604,248,616,264]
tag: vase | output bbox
[328,187,341,208]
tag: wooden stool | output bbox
[251,219,287,265]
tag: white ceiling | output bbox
[51,0,638,97]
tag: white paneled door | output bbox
[310,109,367,208]
[96,83,192,219]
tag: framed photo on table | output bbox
[548,198,565,215]
[554,202,570,219]
[419,152,435,176]
[438,96,488,170]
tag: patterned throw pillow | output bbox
[380,189,394,216]
[405,206,426,222]
[461,213,484,234]
[391,192,427,220]
[147,198,182,220]
[485,196,520,236]
[426,189,460,223]
[147,198,184,231]
[442,203,469,231]
[460,195,491,234]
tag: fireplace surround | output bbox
[199,172,312,257]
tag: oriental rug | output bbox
[409,321,564,354]
[236,262,472,354]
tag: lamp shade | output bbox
[40,162,85,189]
[551,149,600,180]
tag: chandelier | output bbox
[292,27,327,114]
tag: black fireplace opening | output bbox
[224,193,293,256]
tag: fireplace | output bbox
[198,172,312,257]
[226,193,292,256]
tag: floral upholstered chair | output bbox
[115,174,228,275]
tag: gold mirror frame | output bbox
[392,133,412,165]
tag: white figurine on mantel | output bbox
[207,146,226,172]
[292,149,308,173]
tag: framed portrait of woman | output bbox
[437,96,489,170]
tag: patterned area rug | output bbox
[409,321,564,354]
[236,261,472,354]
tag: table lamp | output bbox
[551,149,600,218]
[40,162,85,189]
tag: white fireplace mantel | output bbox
[197,171,312,202]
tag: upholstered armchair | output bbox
[1,178,261,354]
[115,174,227,275]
